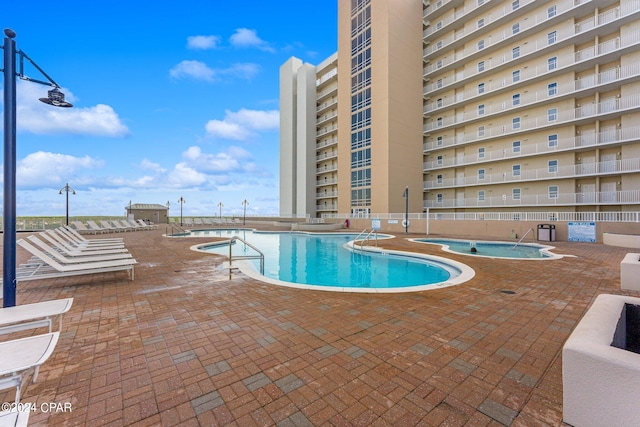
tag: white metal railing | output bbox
[424,19,640,96]
[321,211,640,222]
[425,61,640,114]
[316,151,338,161]
[424,126,640,168]
[317,190,338,198]
[316,164,338,174]
[316,138,338,150]
[317,84,338,100]
[424,158,640,189]
[316,111,338,125]
[424,190,640,208]
[317,177,338,186]
[316,68,337,86]
[316,204,338,211]
[317,125,338,137]
[423,94,640,146]
[317,98,338,113]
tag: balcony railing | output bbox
[316,190,338,199]
[424,22,640,96]
[423,0,639,76]
[316,203,338,211]
[317,111,338,125]
[316,138,338,150]
[316,68,337,87]
[317,125,338,137]
[423,94,640,145]
[316,151,338,161]
[424,126,640,168]
[424,158,640,189]
[316,164,338,174]
[424,61,640,114]
[425,190,640,208]
[317,177,338,186]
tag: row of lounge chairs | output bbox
[16,226,137,282]
[177,217,243,226]
[0,298,73,425]
[73,219,158,234]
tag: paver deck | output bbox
[1,224,637,426]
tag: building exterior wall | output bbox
[279,57,302,216]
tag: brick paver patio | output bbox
[1,224,636,426]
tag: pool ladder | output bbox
[353,229,378,251]
[513,227,534,249]
[167,224,188,236]
[228,236,264,279]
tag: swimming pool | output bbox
[186,229,474,292]
[413,238,561,259]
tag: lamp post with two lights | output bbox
[59,183,76,226]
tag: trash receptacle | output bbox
[537,224,556,241]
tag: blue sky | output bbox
[1,1,337,217]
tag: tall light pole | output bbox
[218,202,223,218]
[166,200,170,224]
[242,199,249,225]
[178,197,186,226]
[59,183,76,226]
[403,186,409,234]
[2,29,72,308]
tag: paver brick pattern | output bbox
[1,225,636,426]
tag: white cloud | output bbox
[167,162,208,187]
[17,151,104,187]
[169,60,215,81]
[14,82,129,137]
[229,28,275,53]
[139,159,167,173]
[205,108,279,140]
[222,63,261,80]
[187,35,220,50]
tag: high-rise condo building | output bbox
[280,0,640,219]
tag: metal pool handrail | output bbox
[229,236,264,275]
[513,227,534,248]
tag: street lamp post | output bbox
[58,183,76,226]
[178,197,185,226]
[242,199,249,225]
[166,201,170,224]
[218,202,223,219]
[2,29,72,308]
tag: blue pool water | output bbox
[189,229,459,289]
[415,238,554,259]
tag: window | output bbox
[437,174,443,184]
[436,21,443,30]
[512,164,521,176]
[436,59,443,69]
[548,108,557,122]
[477,0,484,5]
[437,78,443,88]
[478,82,485,94]
[437,193,443,203]
[478,191,485,201]
[437,117,443,127]
[512,23,520,35]
[512,70,520,82]
[436,41,443,50]
[512,117,521,129]
[548,134,558,147]
[478,61,485,73]
[478,125,485,137]
[512,0,520,10]
[478,147,485,158]
[549,185,558,199]
[548,159,558,173]
[478,104,485,115]
[436,136,443,146]
[478,169,485,180]
[548,31,557,45]
[437,155,443,165]
[436,98,443,108]
[512,46,520,59]
[478,19,484,29]
[512,93,520,106]
[478,40,485,50]
[512,140,521,152]
[548,82,557,96]
[512,188,521,200]
[548,56,557,71]
[548,5,557,18]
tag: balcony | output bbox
[423,0,640,77]
[317,111,338,126]
[316,164,338,174]
[424,158,640,189]
[316,151,338,162]
[423,94,640,147]
[424,126,640,169]
[425,190,640,208]
[317,98,338,114]
[425,61,640,114]
[317,83,338,102]
[316,68,337,87]
[317,125,338,138]
[316,138,337,150]
[317,203,338,212]
[317,177,338,186]
[316,190,338,199]
[424,21,640,97]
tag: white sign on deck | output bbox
[568,222,596,242]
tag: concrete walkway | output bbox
[1,225,635,426]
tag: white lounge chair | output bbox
[137,219,158,230]
[42,231,128,255]
[27,236,133,263]
[126,219,148,231]
[71,221,97,235]
[0,332,59,403]
[110,220,134,232]
[0,298,73,335]
[100,220,121,233]
[0,408,29,427]
[87,220,114,234]
[63,226,124,245]
[17,239,137,281]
